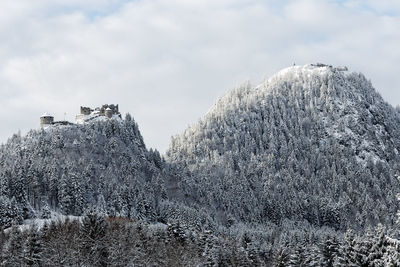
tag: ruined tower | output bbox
[105,107,113,118]
[40,113,54,127]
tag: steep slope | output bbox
[167,64,400,230]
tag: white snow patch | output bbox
[4,213,83,234]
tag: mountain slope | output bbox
[167,64,400,230]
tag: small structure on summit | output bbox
[310,63,348,72]
[40,113,73,127]
[80,106,92,115]
[105,107,113,118]
[40,113,54,127]
[311,63,333,68]
[334,66,348,71]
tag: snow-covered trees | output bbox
[0,64,400,265]
[167,65,400,231]
[80,208,109,266]
[0,197,21,229]
[23,225,43,266]
[0,115,168,228]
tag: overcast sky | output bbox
[0,0,399,152]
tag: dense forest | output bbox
[1,64,400,265]
[0,209,399,266]
[167,65,400,231]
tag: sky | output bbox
[0,0,399,152]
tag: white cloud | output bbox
[0,0,399,151]
[365,0,400,15]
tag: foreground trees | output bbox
[0,211,399,266]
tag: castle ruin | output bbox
[76,104,121,122]
[41,104,121,127]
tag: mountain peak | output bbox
[276,63,348,75]
[169,62,400,168]
[203,63,369,124]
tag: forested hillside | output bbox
[0,115,183,228]
[1,64,400,265]
[167,64,400,230]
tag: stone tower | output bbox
[105,107,113,118]
[40,113,54,127]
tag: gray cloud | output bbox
[0,0,399,152]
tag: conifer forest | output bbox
[1,65,400,265]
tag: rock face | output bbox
[167,64,400,229]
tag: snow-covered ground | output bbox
[4,213,82,234]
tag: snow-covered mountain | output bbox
[2,64,398,231]
[167,64,400,229]
[1,64,400,265]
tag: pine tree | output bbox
[2,226,24,266]
[366,224,387,266]
[41,202,51,219]
[167,221,187,244]
[80,207,109,266]
[288,243,306,267]
[334,229,358,267]
[273,246,290,267]
[0,196,16,228]
[319,234,339,267]
[23,225,43,266]
[303,245,321,267]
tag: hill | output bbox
[0,115,172,228]
[167,64,400,230]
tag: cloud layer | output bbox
[0,0,399,152]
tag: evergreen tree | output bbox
[273,246,290,267]
[319,234,339,267]
[334,229,358,267]
[23,225,43,266]
[80,207,109,266]
[1,226,24,266]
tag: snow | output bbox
[76,113,122,124]
[260,64,333,90]
[4,213,82,233]
[40,112,53,118]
